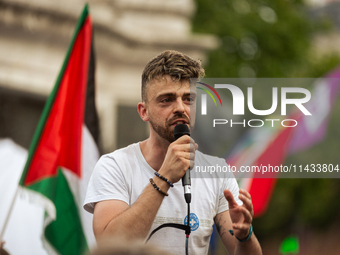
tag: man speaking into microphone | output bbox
[84,50,262,255]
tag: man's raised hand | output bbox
[158,136,198,184]
[224,189,254,240]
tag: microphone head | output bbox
[174,124,190,140]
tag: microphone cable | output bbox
[146,195,192,255]
[185,202,190,255]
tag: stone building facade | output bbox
[0,0,218,152]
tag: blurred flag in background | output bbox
[226,68,340,217]
[17,5,99,254]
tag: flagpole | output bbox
[0,186,20,244]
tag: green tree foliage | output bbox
[193,0,339,78]
[192,0,340,240]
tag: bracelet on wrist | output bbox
[149,178,169,196]
[228,224,253,242]
[154,172,174,187]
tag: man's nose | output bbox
[173,98,185,113]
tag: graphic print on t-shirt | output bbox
[184,213,199,231]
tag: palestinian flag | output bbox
[19,5,99,254]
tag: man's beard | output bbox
[149,113,191,143]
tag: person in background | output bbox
[0,241,10,255]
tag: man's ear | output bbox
[137,102,149,122]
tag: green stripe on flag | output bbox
[23,169,89,254]
[44,169,88,255]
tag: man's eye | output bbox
[161,98,171,103]
[185,97,196,103]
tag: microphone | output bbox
[174,124,191,204]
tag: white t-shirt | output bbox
[84,143,241,255]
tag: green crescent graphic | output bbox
[197,87,217,106]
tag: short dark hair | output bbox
[141,50,205,102]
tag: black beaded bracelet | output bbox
[154,172,174,187]
[149,178,169,196]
